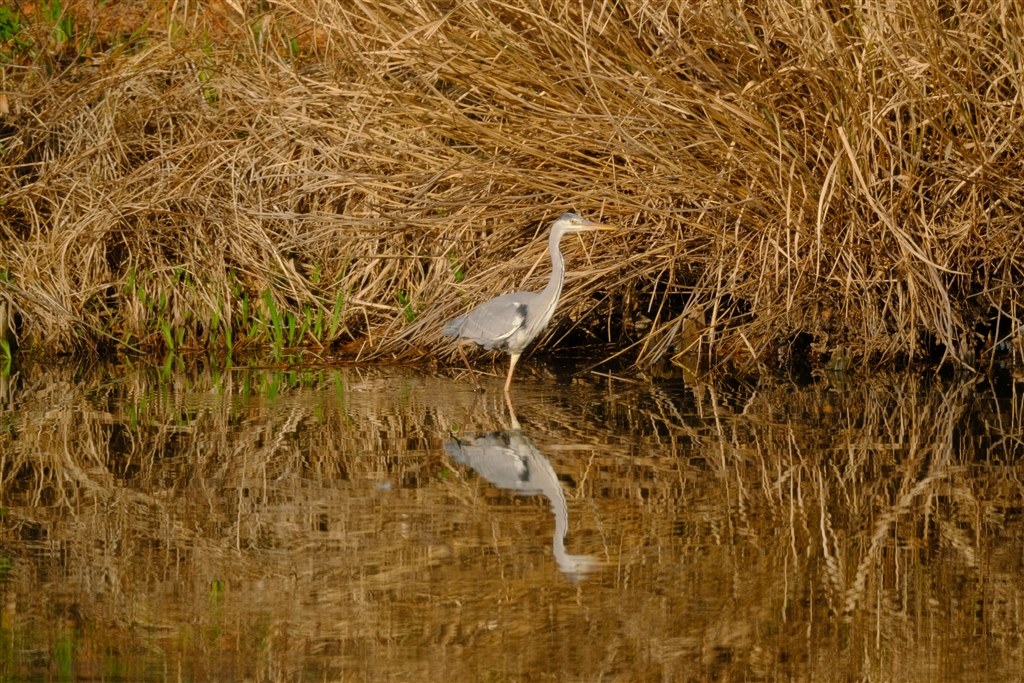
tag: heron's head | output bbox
[552,212,616,235]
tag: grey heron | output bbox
[443,212,615,392]
[444,397,598,579]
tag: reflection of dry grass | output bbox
[2,2,1023,370]
[1,365,1023,680]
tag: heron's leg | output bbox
[456,344,483,392]
[504,392,521,430]
[503,353,521,394]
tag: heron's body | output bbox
[444,425,597,578]
[443,212,614,392]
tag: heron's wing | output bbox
[444,431,538,492]
[443,293,532,350]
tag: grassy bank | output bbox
[1,0,1022,372]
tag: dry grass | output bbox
[1,0,1023,371]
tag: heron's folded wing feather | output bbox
[444,295,529,350]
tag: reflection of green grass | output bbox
[209,578,224,606]
[206,579,224,645]
[53,630,76,680]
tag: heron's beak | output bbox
[582,220,616,231]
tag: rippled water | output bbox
[1,362,1022,681]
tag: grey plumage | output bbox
[443,212,614,392]
[444,421,598,579]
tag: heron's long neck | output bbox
[540,228,566,305]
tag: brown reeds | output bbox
[1,1,1023,370]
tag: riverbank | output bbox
[1,1,1022,373]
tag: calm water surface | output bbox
[0,362,1022,681]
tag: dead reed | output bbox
[1,1,1023,371]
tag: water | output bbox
[1,362,1022,681]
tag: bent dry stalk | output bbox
[0,1,1020,370]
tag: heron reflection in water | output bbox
[444,398,598,580]
[443,212,615,393]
